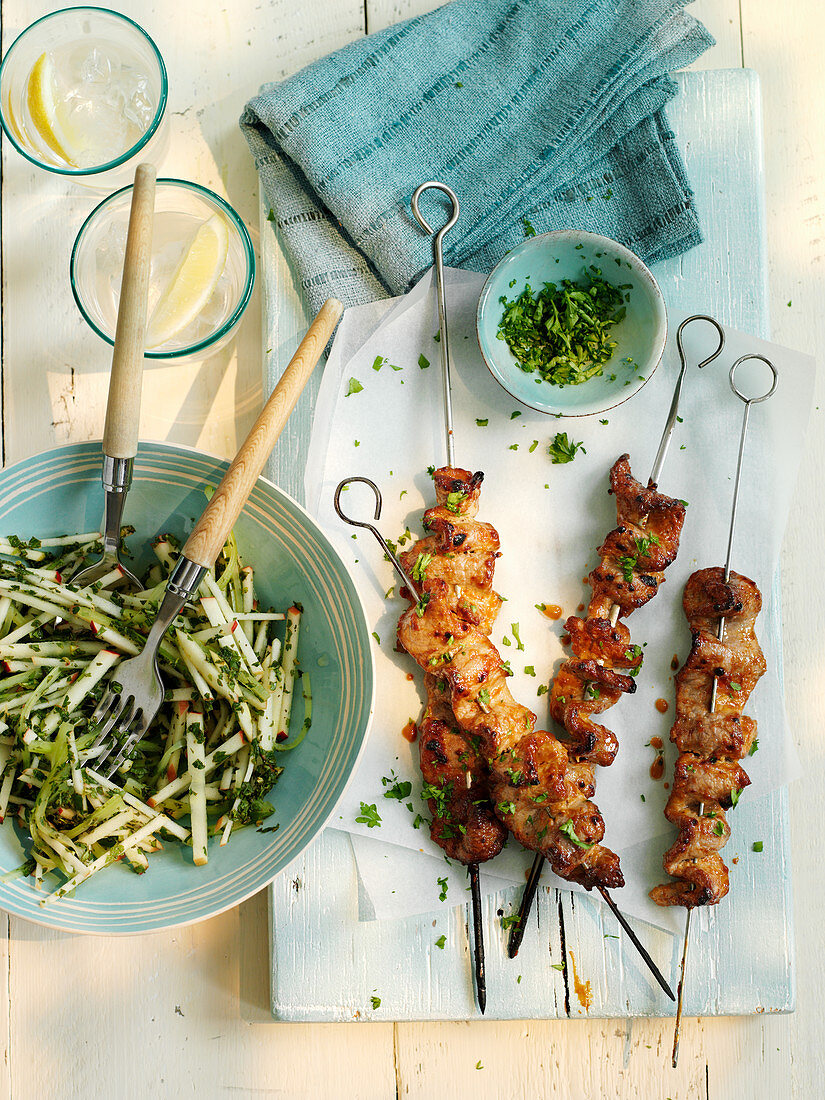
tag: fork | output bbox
[72,163,156,593]
[88,297,344,776]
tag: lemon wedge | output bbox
[25,52,80,165]
[145,214,230,349]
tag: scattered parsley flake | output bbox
[372,355,384,371]
[548,432,585,464]
[476,418,489,427]
[356,802,381,828]
[370,995,381,1009]
[345,378,363,397]
[418,354,430,369]
[435,934,447,949]
[529,439,539,453]
[510,622,525,651]
[753,841,763,852]
[522,216,536,238]
[437,876,448,901]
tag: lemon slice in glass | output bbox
[25,52,81,165]
[146,214,230,349]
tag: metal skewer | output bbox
[508,316,725,979]
[671,352,778,1067]
[336,182,488,1013]
[411,182,460,467]
[410,180,487,1013]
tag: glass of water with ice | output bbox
[71,178,255,361]
[0,7,167,188]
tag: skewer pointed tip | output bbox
[598,887,675,1001]
[507,852,544,958]
[469,864,487,1015]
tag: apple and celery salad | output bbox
[0,529,307,903]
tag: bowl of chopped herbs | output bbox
[476,230,667,416]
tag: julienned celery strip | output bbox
[0,529,305,902]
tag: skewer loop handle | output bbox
[676,314,725,371]
[728,353,778,405]
[334,477,421,598]
[411,182,460,237]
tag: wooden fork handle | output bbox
[102,163,156,459]
[181,298,344,569]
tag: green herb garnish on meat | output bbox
[496,266,632,386]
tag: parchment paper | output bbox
[306,268,814,933]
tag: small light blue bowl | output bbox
[0,441,374,934]
[476,230,667,417]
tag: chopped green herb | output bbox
[640,794,645,802]
[445,490,466,514]
[500,913,521,930]
[356,802,381,828]
[496,267,632,386]
[537,683,549,696]
[753,841,763,852]
[730,787,742,808]
[345,378,363,397]
[748,739,759,756]
[437,875,449,901]
[599,418,609,425]
[510,411,522,419]
[435,934,447,949]
[548,432,585,464]
[524,665,536,676]
[475,1061,483,1070]
[372,355,384,372]
[370,995,381,1009]
[383,779,413,801]
[559,819,594,849]
[529,439,539,453]
[418,354,430,369]
[522,216,536,238]
[713,820,724,836]
[371,631,380,645]
[476,418,489,427]
[550,962,565,972]
[510,622,525,651]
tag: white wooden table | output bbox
[0,1,820,1096]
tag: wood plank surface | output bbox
[0,0,820,1096]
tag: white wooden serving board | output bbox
[260,69,794,1021]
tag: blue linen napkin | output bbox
[241,0,713,314]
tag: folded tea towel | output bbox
[241,0,713,313]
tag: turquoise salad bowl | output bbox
[0,441,374,934]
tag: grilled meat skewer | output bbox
[398,467,507,867]
[650,567,765,907]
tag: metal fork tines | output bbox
[87,558,204,777]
